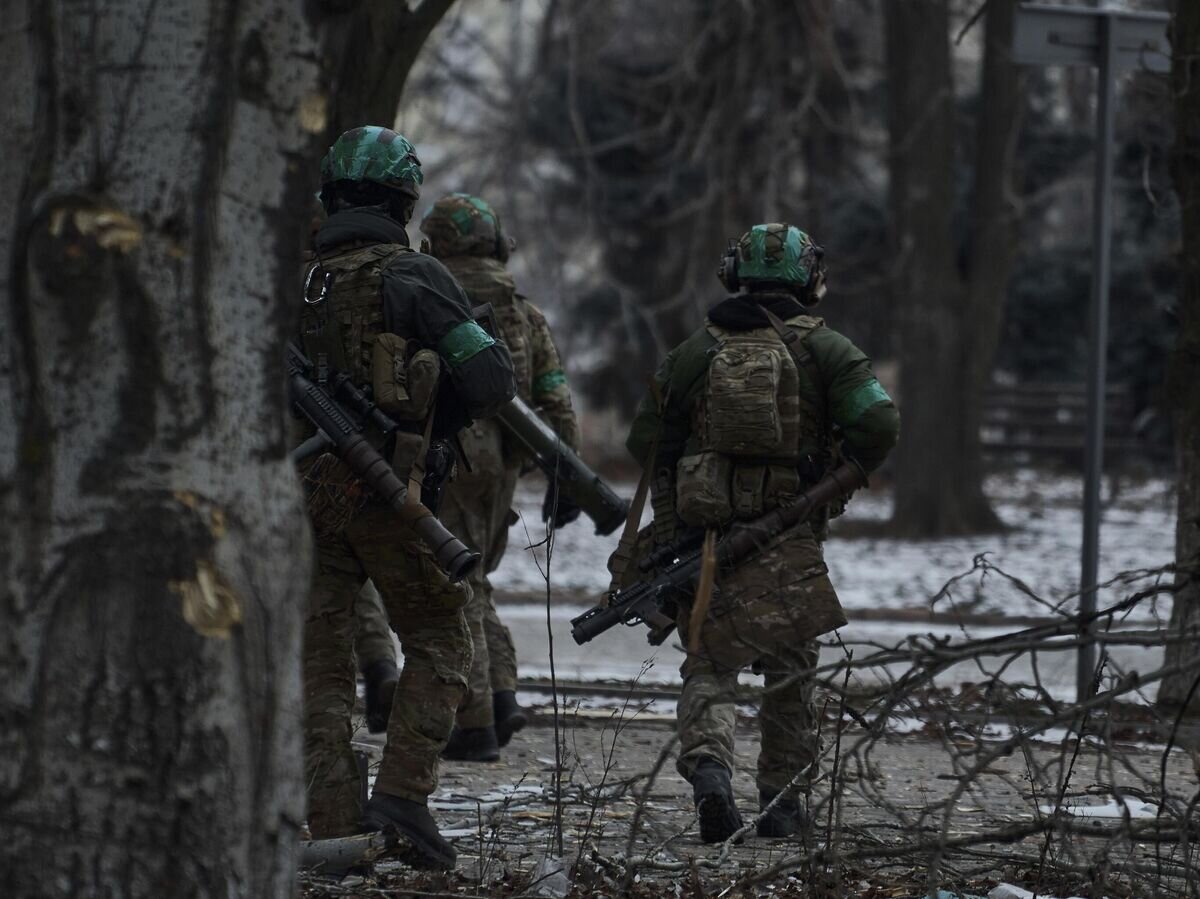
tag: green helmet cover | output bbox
[420,192,507,260]
[320,126,423,196]
[736,223,820,288]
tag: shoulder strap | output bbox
[762,306,828,435]
[301,258,346,387]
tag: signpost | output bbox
[1012,3,1169,703]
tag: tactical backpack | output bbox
[676,314,828,527]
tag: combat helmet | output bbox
[420,193,511,262]
[718,223,826,304]
[319,126,423,217]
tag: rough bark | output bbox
[0,2,324,896]
[1158,0,1200,714]
[887,0,1017,537]
[320,0,459,138]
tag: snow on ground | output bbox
[500,602,1166,701]
[493,468,1177,622]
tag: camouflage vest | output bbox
[442,256,534,403]
[677,314,827,526]
[299,242,413,388]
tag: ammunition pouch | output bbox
[676,452,733,527]
[677,452,830,528]
[372,333,440,421]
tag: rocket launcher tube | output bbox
[496,395,629,535]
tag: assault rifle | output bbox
[569,460,867,645]
[287,341,480,582]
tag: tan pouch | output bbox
[676,452,733,527]
[372,333,441,420]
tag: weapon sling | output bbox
[604,380,671,597]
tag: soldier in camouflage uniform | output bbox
[419,193,582,761]
[299,127,515,869]
[624,224,899,842]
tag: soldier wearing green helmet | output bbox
[622,223,899,843]
[297,126,516,869]
[421,192,581,759]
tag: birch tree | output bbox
[0,3,324,896]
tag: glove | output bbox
[541,482,582,530]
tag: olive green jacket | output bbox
[626,307,899,476]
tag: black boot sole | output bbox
[494,710,528,748]
[756,815,802,838]
[697,794,744,844]
[441,744,500,762]
[361,809,457,871]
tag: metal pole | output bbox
[1077,12,1117,702]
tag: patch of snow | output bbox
[1038,797,1159,819]
[492,473,1176,622]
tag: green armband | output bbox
[437,320,495,366]
[533,369,567,396]
[835,378,892,426]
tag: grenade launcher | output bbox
[286,341,480,582]
[569,460,867,645]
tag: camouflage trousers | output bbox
[304,502,471,839]
[437,444,522,729]
[675,522,846,795]
[347,419,523,728]
[353,581,395,669]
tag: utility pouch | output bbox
[372,333,440,420]
[730,463,767,519]
[763,464,802,508]
[676,452,733,527]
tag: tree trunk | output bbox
[321,0,459,139]
[0,3,323,896]
[958,0,1023,526]
[1158,0,1200,715]
[886,0,1004,537]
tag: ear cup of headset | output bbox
[718,245,740,293]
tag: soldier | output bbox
[299,127,515,869]
[623,224,899,842]
[417,193,582,761]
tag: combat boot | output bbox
[691,757,744,844]
[493,690,528,747]
[756,788,807,838]
[361,793,457,870]
[441,725,500,762]
[361,659,398,734]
